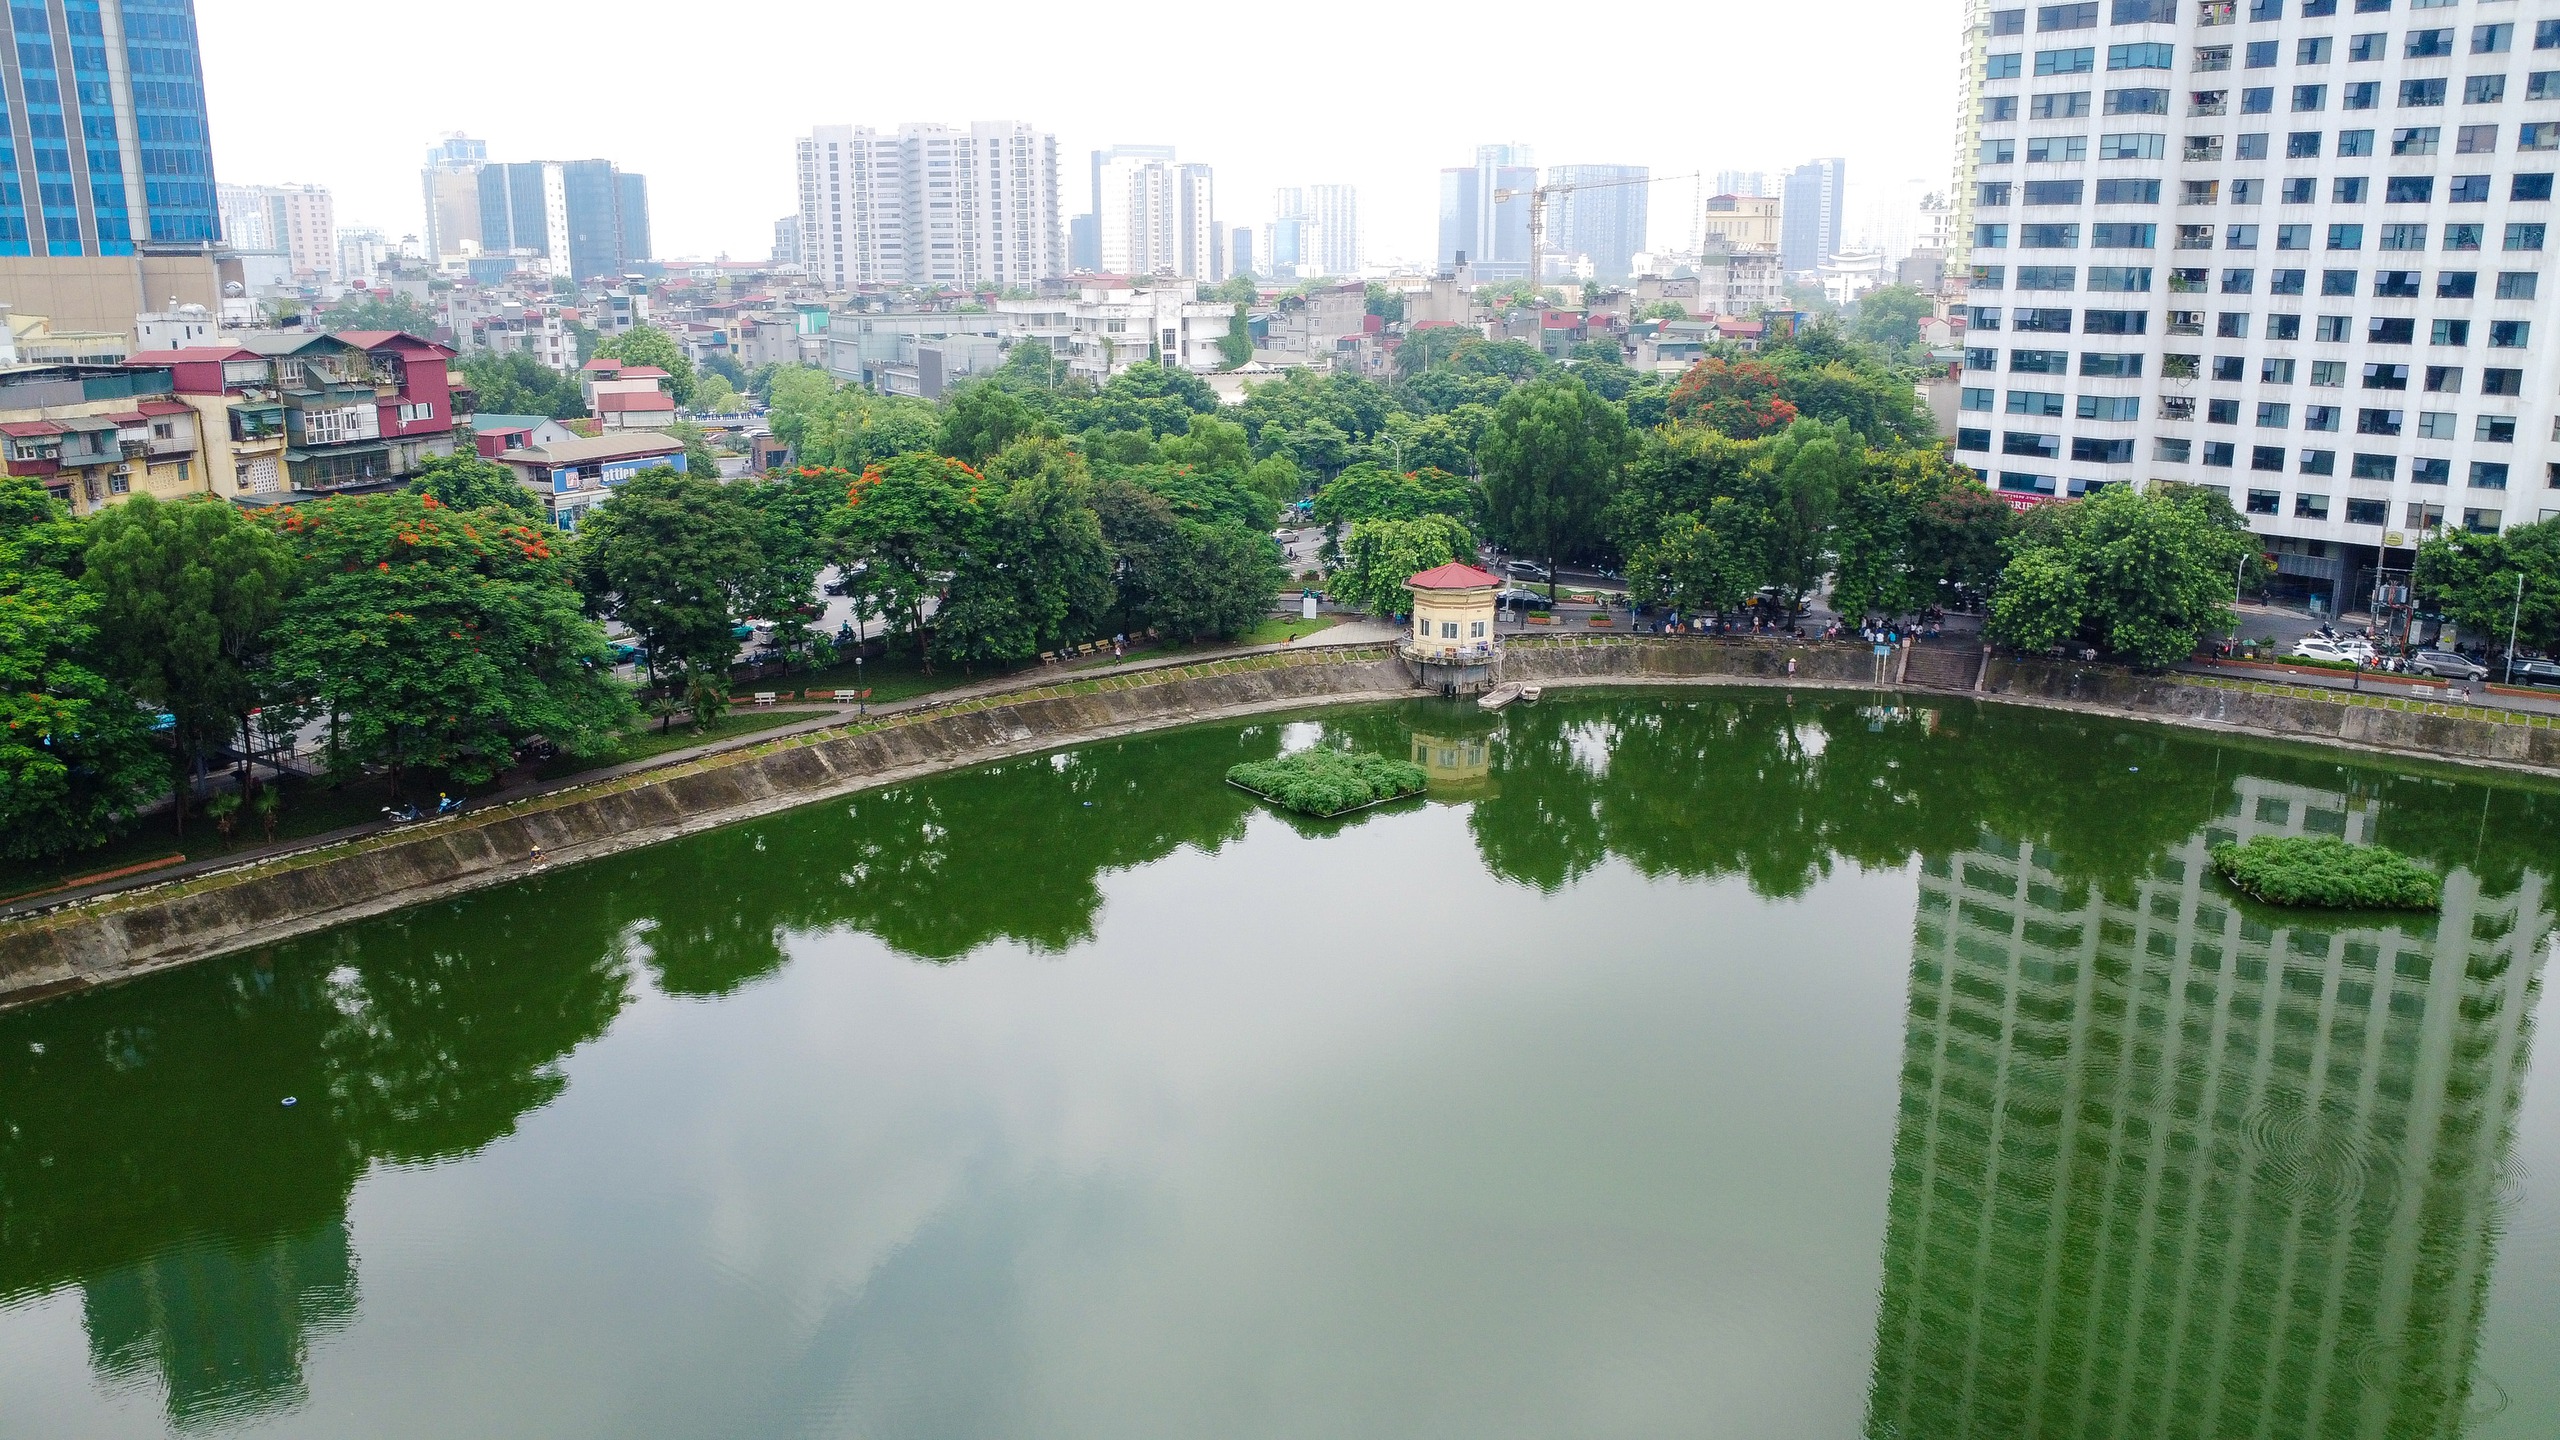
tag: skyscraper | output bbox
[420,134,485,261]
[794,122,1062,290]
[217,183,332,280]
[1958,0,2560,584]
[1097,149,1221,279]
[1268,185,1358,277]
[0,0,217,257]
[476,159,650,280]
[1781,157,1847,272]
[1438,143,1537,277]
[1548,164,1649,279]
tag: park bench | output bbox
[753,692,777,707]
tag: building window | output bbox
[2247,488,2280,512]
[2490,319,2531,347]
[2470,461,2510,489]
[2294,493,2330,519]
[2496,269,2538,298]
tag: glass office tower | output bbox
[2,0,218,257]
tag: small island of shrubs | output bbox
[2209,835,2441,911]
[1227,748,1430,818]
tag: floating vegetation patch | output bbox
[1226,748,1429,818]
[2209,835,2441,911]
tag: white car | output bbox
[2288,638,2353,663]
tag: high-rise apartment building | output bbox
[1438,143,1538,277]
[420,134,486,261]
[0,0,217,257]
[1231,225,1253,279]
[1712,169,1778,198]
[1097,150,1221,279]
[476,160,650,280]
[218,183,333,280]
[1869,773,2545,1437]
[795,122,1062,291]
[1782,157,1849,271]
[1268,185,1359,277]
[1548,164,1650,278]
[1958,0,2560,593]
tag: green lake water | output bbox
[3,691,2557,1439]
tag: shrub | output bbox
[2209,835,2441,911]
[1227,747,1428,817]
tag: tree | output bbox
[83,495,293,835]
[409,450,539,518]
[458,351,587,420]
[594,325,697,407]
[829,452,986,662]
[1091,478,1281,641]
[941,380,1041,464]
[1477,373,1631,599]
[1088,361,1218,437]
[1759,422,1858,609]
[1245,454,1302,513]
[1363,282,1406,324]
[733,466,848,662]
[0,478,159,857]
[1216,303,1254,369]
[2415,520,2560,657]
[1626,498,1768,619]
[1987,483,2258,666]
[267,491,631,795]
[1327,514,1476,617]
[1665,357,1800,438]
[664,421,720,479]
[574,469,764,711]
[692,372,740,415]
[931,442,1114,666]
[1203,274,1258,305]
[321,292,439,336]
[1909,480,2020,602]
[1635,300,1690,322]
[1396,324,1480,378]
[1850,284,1934,352]
[1309,463,1477,530]
[767,369,942,471]
[1157,413,1252,476]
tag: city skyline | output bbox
[190,0,1962,266]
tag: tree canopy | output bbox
[1987,484,2258,666]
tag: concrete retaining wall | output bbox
[4,636,2553,1012]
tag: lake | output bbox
[2,692,2555,1438]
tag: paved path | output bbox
[1,621,1407,920]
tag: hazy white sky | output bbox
[200,0,1966,265]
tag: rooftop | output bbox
[498,432,684,465]
[1406,562,1502,591]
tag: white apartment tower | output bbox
[796,122,1063,290]
[218,182,336,282]
[1098,153,1222,279]
[1961,0,2560,603]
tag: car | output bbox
[1503,560,1551,582]
[2288,638,2353,663]
[2507,658,2560,687]
[1495,587,1554,610]
[2406,649,2487,681]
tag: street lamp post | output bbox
[2505,570,2525,686]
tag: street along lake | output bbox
[3,692,2557,1437]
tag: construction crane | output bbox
[1491,170,1700,291]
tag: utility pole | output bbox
[2506,570,2525,686]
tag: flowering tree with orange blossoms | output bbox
[1664,358,1800,439]
[266,490,630,795]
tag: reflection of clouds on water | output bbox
[1868,768,2553,1440]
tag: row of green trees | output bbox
[1,455,632,858]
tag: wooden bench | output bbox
[753,692,778,706]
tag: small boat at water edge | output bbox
[1479,683,1522,711]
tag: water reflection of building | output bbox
[82,1223,357,1432]
[1867,776,2549,1439]
[1408,731,1493,801]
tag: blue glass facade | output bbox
[0,0,214,258]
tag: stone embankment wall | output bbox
[4,635,2553,1012]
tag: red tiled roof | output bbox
[597,391,676,413]
[0,420,66,437]
[580,357,622,371]
[615,365,671,379]
[1406,562,1502,590]
[139,399,195,417]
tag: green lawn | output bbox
[0,770,400,902]
[537,708,831,781]
[1233,615,1340,646]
